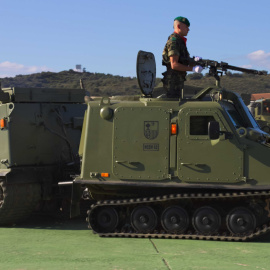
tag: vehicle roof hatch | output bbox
[136,50,156,97]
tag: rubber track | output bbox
[88,190,270,242]
[0,182,41,224]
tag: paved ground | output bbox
[0,215,270,270]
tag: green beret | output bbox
[174,16,190,27]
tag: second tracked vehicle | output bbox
[69,51,270,241]
[249,98,270,133]
[0,86,86,224]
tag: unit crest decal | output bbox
[144,121,159,140]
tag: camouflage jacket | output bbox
[162,32,190,77]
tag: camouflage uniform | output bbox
[162,33,190,98]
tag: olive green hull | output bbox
[77,96,270,199]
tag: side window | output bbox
[256,103,261,115]
[190,116,216,135]
[262,102,270,114]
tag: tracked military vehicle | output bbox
[249,98,270,133]
[0,87,86,224]
[68,51,270,241]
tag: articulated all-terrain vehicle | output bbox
[249,99,270,133]
[69,51,270,241]
[0,87,86,224]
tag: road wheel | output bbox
[192,206,221,234]
[95,206,119,233]
[226,207,256,235]
[161,206,189,233]
[131,206,157,233]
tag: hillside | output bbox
[1,70,270,97]
[185,72,270,95]
[1,70,142,96]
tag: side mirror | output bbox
[208,121,220,140]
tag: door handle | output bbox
[181,163,206,166]
[116,161,140,165]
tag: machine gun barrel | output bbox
[223,64,267,75]
[185,57,268,75]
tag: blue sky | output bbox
[1,0,270,78]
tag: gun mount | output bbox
[185,57,268,87]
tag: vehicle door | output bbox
[178,107,244,183]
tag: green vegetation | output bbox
[1,215,270,270]
[1,70,143,96]
[186,72,270,95]
[1,70,270,97]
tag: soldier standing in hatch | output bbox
[162,16,203,98]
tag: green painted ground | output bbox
[0,215,270,270]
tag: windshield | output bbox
[222,100,260,130]
[226,109,245,128]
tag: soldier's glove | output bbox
[192,65,203,73]
[194,56,202,61]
